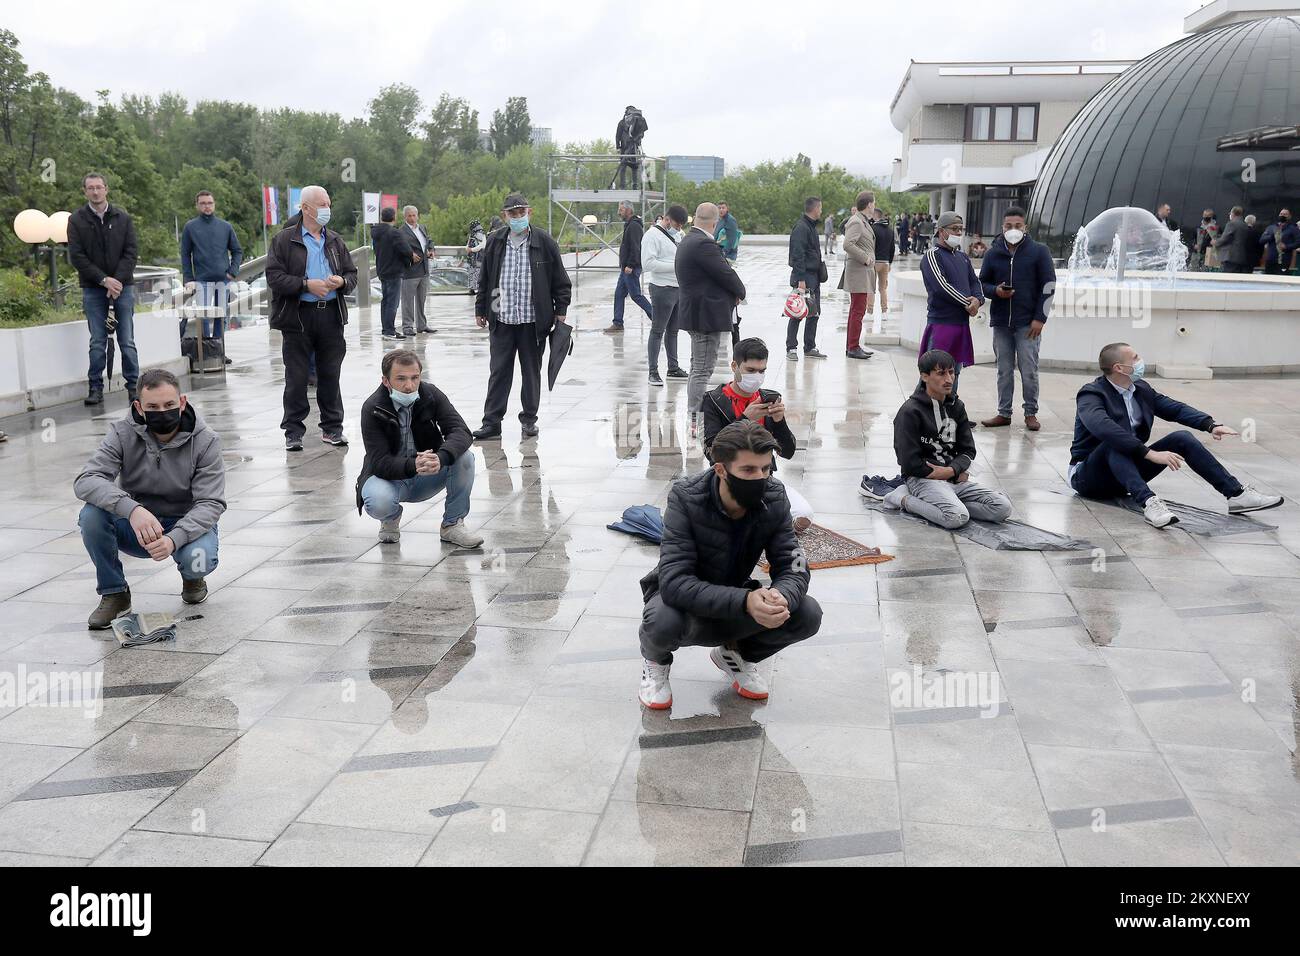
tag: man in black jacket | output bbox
[1213,206,1251,274]
[67,172,140,406]
[264,185,359,451]
[472,193,572,440]
[1069,342,1281,528]
[676,203,747,432]
[610,105,648,189]
[400,205,435,335]
[638,420,822,710]
[371,208,412,338]
[357,349,484,547]
[606,200,653,333]
[787,196,827,359]
[878,349,1013,530]
[701,337,813,530]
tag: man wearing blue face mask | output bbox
[1070,342,1283,527]
[356,349,484,547]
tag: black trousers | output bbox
[639,592,823,665]
[785,282,821,352]
[282,299,346,438]
[482,321,543,428]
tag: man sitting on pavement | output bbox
[873,349,1013,530]
[74,368,225,629]
[357,349,484,548]
[701,336,814,531]
[638,420,822,710]
[1069,342,1282,528]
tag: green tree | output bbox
[489,96,531,158]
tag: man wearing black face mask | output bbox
[74,368,226,629]
[637,420,822,710]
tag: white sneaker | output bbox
[1143,496,1179,529]
[639,660,672,710]
[710,646,769,700]
[1228,484,1284,514]
[440,520,485,548]
[378,518,401,543]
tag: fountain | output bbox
[893,204,1300,379]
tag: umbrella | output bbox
[547,320,574,391]
[607,504,664,544]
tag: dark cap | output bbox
[502,192,529,211]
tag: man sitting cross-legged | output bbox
[356,349,485,548]
[879,348,1013,530]
[700,336,814,531]
[1069,342,1282,528]
[638,420,823,710]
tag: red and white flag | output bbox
[263,185,280,226]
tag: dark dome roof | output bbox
[1028,16,1300,255]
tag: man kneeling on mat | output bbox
[638,420,822,710]
[1069,342,1282,528]
[881,349,1012,529]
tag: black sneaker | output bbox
[182,577,209,605]
[321,432,348,446]
[286,436,304,451]
[85,388,104,406]
[521,423,539,438]
[126,388,138,404]
[648,371,664,387]
[665,368,689,379]
[472,425,502,440]
[805,348,828,359]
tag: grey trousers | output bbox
[639,593,823,665]
[401,275,430,333]
[993,325,1041,416]
[899,477,1012,530]
[686,329,726,417]
[647,283,682,373]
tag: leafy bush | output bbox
[0,269,47,327]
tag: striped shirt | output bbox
[397,403,417,458]
[498,229,534,325]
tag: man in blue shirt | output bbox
[179,190,242,354]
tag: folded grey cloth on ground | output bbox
[111,612,178,648]
[1106,496,1277,536]
[862,498,1093,551]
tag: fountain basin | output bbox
[894,269,1300,379]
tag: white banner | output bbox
[363,192,381,225]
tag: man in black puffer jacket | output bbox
[637,420,822,710]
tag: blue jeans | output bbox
[1071,430,1243,506]
[993,325,1041,416]
[180,281,230,340]
[84,286,140,392]
[78,503,219,596]
[613,268,652,326]
[361,453,476,525]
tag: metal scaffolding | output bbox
[547,152,668,285]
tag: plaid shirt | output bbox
[498,229,535,325]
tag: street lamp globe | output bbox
[14,209,50,244]
[47,210,71,244]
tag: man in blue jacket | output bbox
[715,202,740,262]
[179,190,242,347]
[1261,209,1299,275]
[978,207,1055,431]
[1069,342,1282,528]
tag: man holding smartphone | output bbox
[978,207,1056,431]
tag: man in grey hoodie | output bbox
[74,368,227,629]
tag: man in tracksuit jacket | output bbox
[880,349,1012,530]
[74,368,225,629]
[607,201,652,332]
[918,211,983,395]
[977,207,1055,430]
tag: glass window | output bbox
[1016,106,1036,140]
[970,106,990,140]
[994,107,1014,141]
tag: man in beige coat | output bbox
[839,190,876,359]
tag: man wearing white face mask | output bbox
[1069,342,1282,528]
[641,204,690,385]
[700,337,813,530]
[918,211,983,395]
[978,206,1055,431]
[356,349,484,547]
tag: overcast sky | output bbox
[10,0,1197,179]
